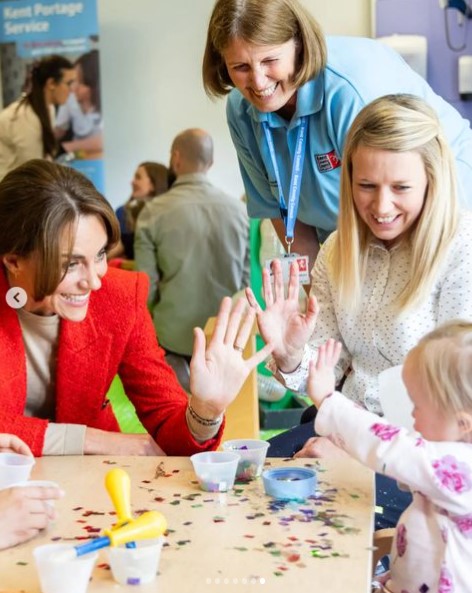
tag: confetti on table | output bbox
[155,462,166,478]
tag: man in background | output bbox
[135,128,249,390]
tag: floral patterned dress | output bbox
[315,392,472,593]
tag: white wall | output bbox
[98,0,371,207]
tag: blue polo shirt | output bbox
[227,36,472,239]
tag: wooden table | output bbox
[0,456,374,593]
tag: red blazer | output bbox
[0,267,222,456]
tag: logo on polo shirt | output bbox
[315,150,341,173]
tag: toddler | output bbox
[309,322,472,593]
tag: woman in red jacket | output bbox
[0,160,269,457]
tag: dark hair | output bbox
[0,160,120,300]
[19,55,74,157]
[139,161,169,197]
[76,50,101,112]
[123,162,171,234]
[202,0,326,98]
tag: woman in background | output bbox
[0,54,74,180]
[56,49,103,157]
[112,161,172,260]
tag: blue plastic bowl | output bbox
[262,467,316,500]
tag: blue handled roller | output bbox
[53,510,168,561]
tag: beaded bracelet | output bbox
[187,403,223,427]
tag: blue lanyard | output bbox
[262,117,308,248]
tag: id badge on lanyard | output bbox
[262,117,310,284]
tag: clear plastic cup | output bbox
[33,543,97,593]
[190,451,240,492]
[0,452,35,488]
[107,537,164,585]
[222,439,270,481]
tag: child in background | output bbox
[308,322,472,593]
[0,433,63,549]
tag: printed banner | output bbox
[0,0,104,192]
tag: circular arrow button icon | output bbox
[6,287,27,309]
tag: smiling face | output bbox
[131,165,154,199]
[222,37,298,113]
[13,215,108,321]
[402,349,461,442]
[74,63,92,108]
[48,68,76,106]
[351,146,428,248]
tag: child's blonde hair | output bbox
[412,321,472,418]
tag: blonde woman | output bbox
[247,94,472,527]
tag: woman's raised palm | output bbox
[246,259,318,372]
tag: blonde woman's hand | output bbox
[189,297,273,420]
[246,259,319,373]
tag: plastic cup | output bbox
[262,467,317,500]
[190,451,240,492]
[0,452,35,488]
[33,543,97,593]
[222,439,270,481]
[107,537,164,586]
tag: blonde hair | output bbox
[332,94,458,312]
[412,321,472,417]
[202,0,326,98]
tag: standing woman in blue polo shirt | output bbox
[202,0,472,268]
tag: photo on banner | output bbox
[0,0,105,192]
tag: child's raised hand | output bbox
[307,339,342,408]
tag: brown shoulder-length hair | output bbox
[123,161,171,233]
[19,55,74,158]
[0,159,120,300]
[202,0,326,98]
[76,49,101,112]
[139,161,170,197]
